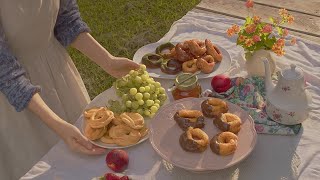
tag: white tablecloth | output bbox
[22,11,320,180]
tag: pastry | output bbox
[174,109,205,130]
[179,127,209,153]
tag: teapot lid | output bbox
[282,64,303,80]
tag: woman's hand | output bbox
[107,56,140,78]
[56,121,107,155]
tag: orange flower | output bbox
[279,9,288,17]
[232,24,240,33]
[291,37,297,45]
[245,38,255,47]
[272,38,285,56]
[245,0,254,8]
[245,24,256,34]
[238,35,247,42]
[287,15,294,24]
[227,28,235,37]
[253,16,261,24]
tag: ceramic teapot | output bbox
[262,58,315,125]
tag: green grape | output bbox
[150,84,155,91]
[147,79,153,84]
[139,87,145,93]
[129,88,138,95]
[143,92,151,100]
[150,112,155,118]
[158,94,167,102]
[146,100,154,106]
[144,110,151,116]
[129,70,135,75]
[135,93,143,100]
[159,87,165,94]
[153,103,160,108]
[122,94,129,101]
[144,86,151,92]
[135,76,142,84]
[154,82,161,88]
[118,80,127,87]
[127,81,133,87]
[140,64,147,71]
[138,99,144,105]
[155,99,160,104]
[137,108,144,115]
[141,74,148,81]
[150,105,158,113]
[154,88,160,94]
[132,101,139,109]
[125,100,132,107]
[132,71,139,77]
[151,94,157,100]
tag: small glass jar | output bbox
[172,73,202,100]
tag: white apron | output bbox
[0,0,91,179]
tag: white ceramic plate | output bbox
[133,41,232,79]
[79,88,150,149]
[149,97,257,172]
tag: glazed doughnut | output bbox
[142,53,163,68]
[210,132,238,156]
[119,112,144,130]
[160,58,182,75]
[84,124,107,141]
[109,125,141,146]
[182,59,198,73]
[196,55,215,74]
[85,107,114,128]
[174,109,205,130]
[156,42,175,58]
[179,127,209,152]
[175,43,193,62]
[186,39,206,57]
[213,113,241,134]
[205,39,223,62]
[201,98,229,118]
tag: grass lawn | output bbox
[69,0,200,99]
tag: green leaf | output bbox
[276,27,283,36]
[269,17,275,24]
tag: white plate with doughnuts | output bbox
[132,40,232,79]
[149,97,257,172]
[78,88,151,149]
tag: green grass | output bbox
[69,0,200,99]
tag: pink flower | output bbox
[262,24,272,33]
[245,0,254,8]
[253,35,261,42]
[255,124,264,133]
[283,29,289,37]
[238,35,247,42]
[245,24,256,34]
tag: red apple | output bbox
[105,173,120,180]
[119,176,130,180]
[211,74,232,93]
[106,149,129,173]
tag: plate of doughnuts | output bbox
[133,39,232,79]
[149,97,257,172]
[78,88,150,149]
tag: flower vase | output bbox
[244,49,276,77]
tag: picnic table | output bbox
[21,1,320,180]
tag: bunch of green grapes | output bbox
[109,64,167,117]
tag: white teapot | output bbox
[262,58,315,125]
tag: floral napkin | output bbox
[202,76,301,135]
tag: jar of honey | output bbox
[172,73,202,100]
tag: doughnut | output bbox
[84,124,107,141]
[201,98,229,118]
[141,53,163,68]
[119,112,144,130]
[179,127,209,152]
[109,125,141,146]
[174,109,205,130]
[186,39,206,57]
[100,133,115,144]
[156,42,175,58]
[196,55,215,74]
[213,113,241,134]
[85,107,114,128]
[112,114,124,125]
[205,39,223,62]
[175,43,193,62]
[160,58,182,75]
[182,59,198,73]
[210,132,238,156]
